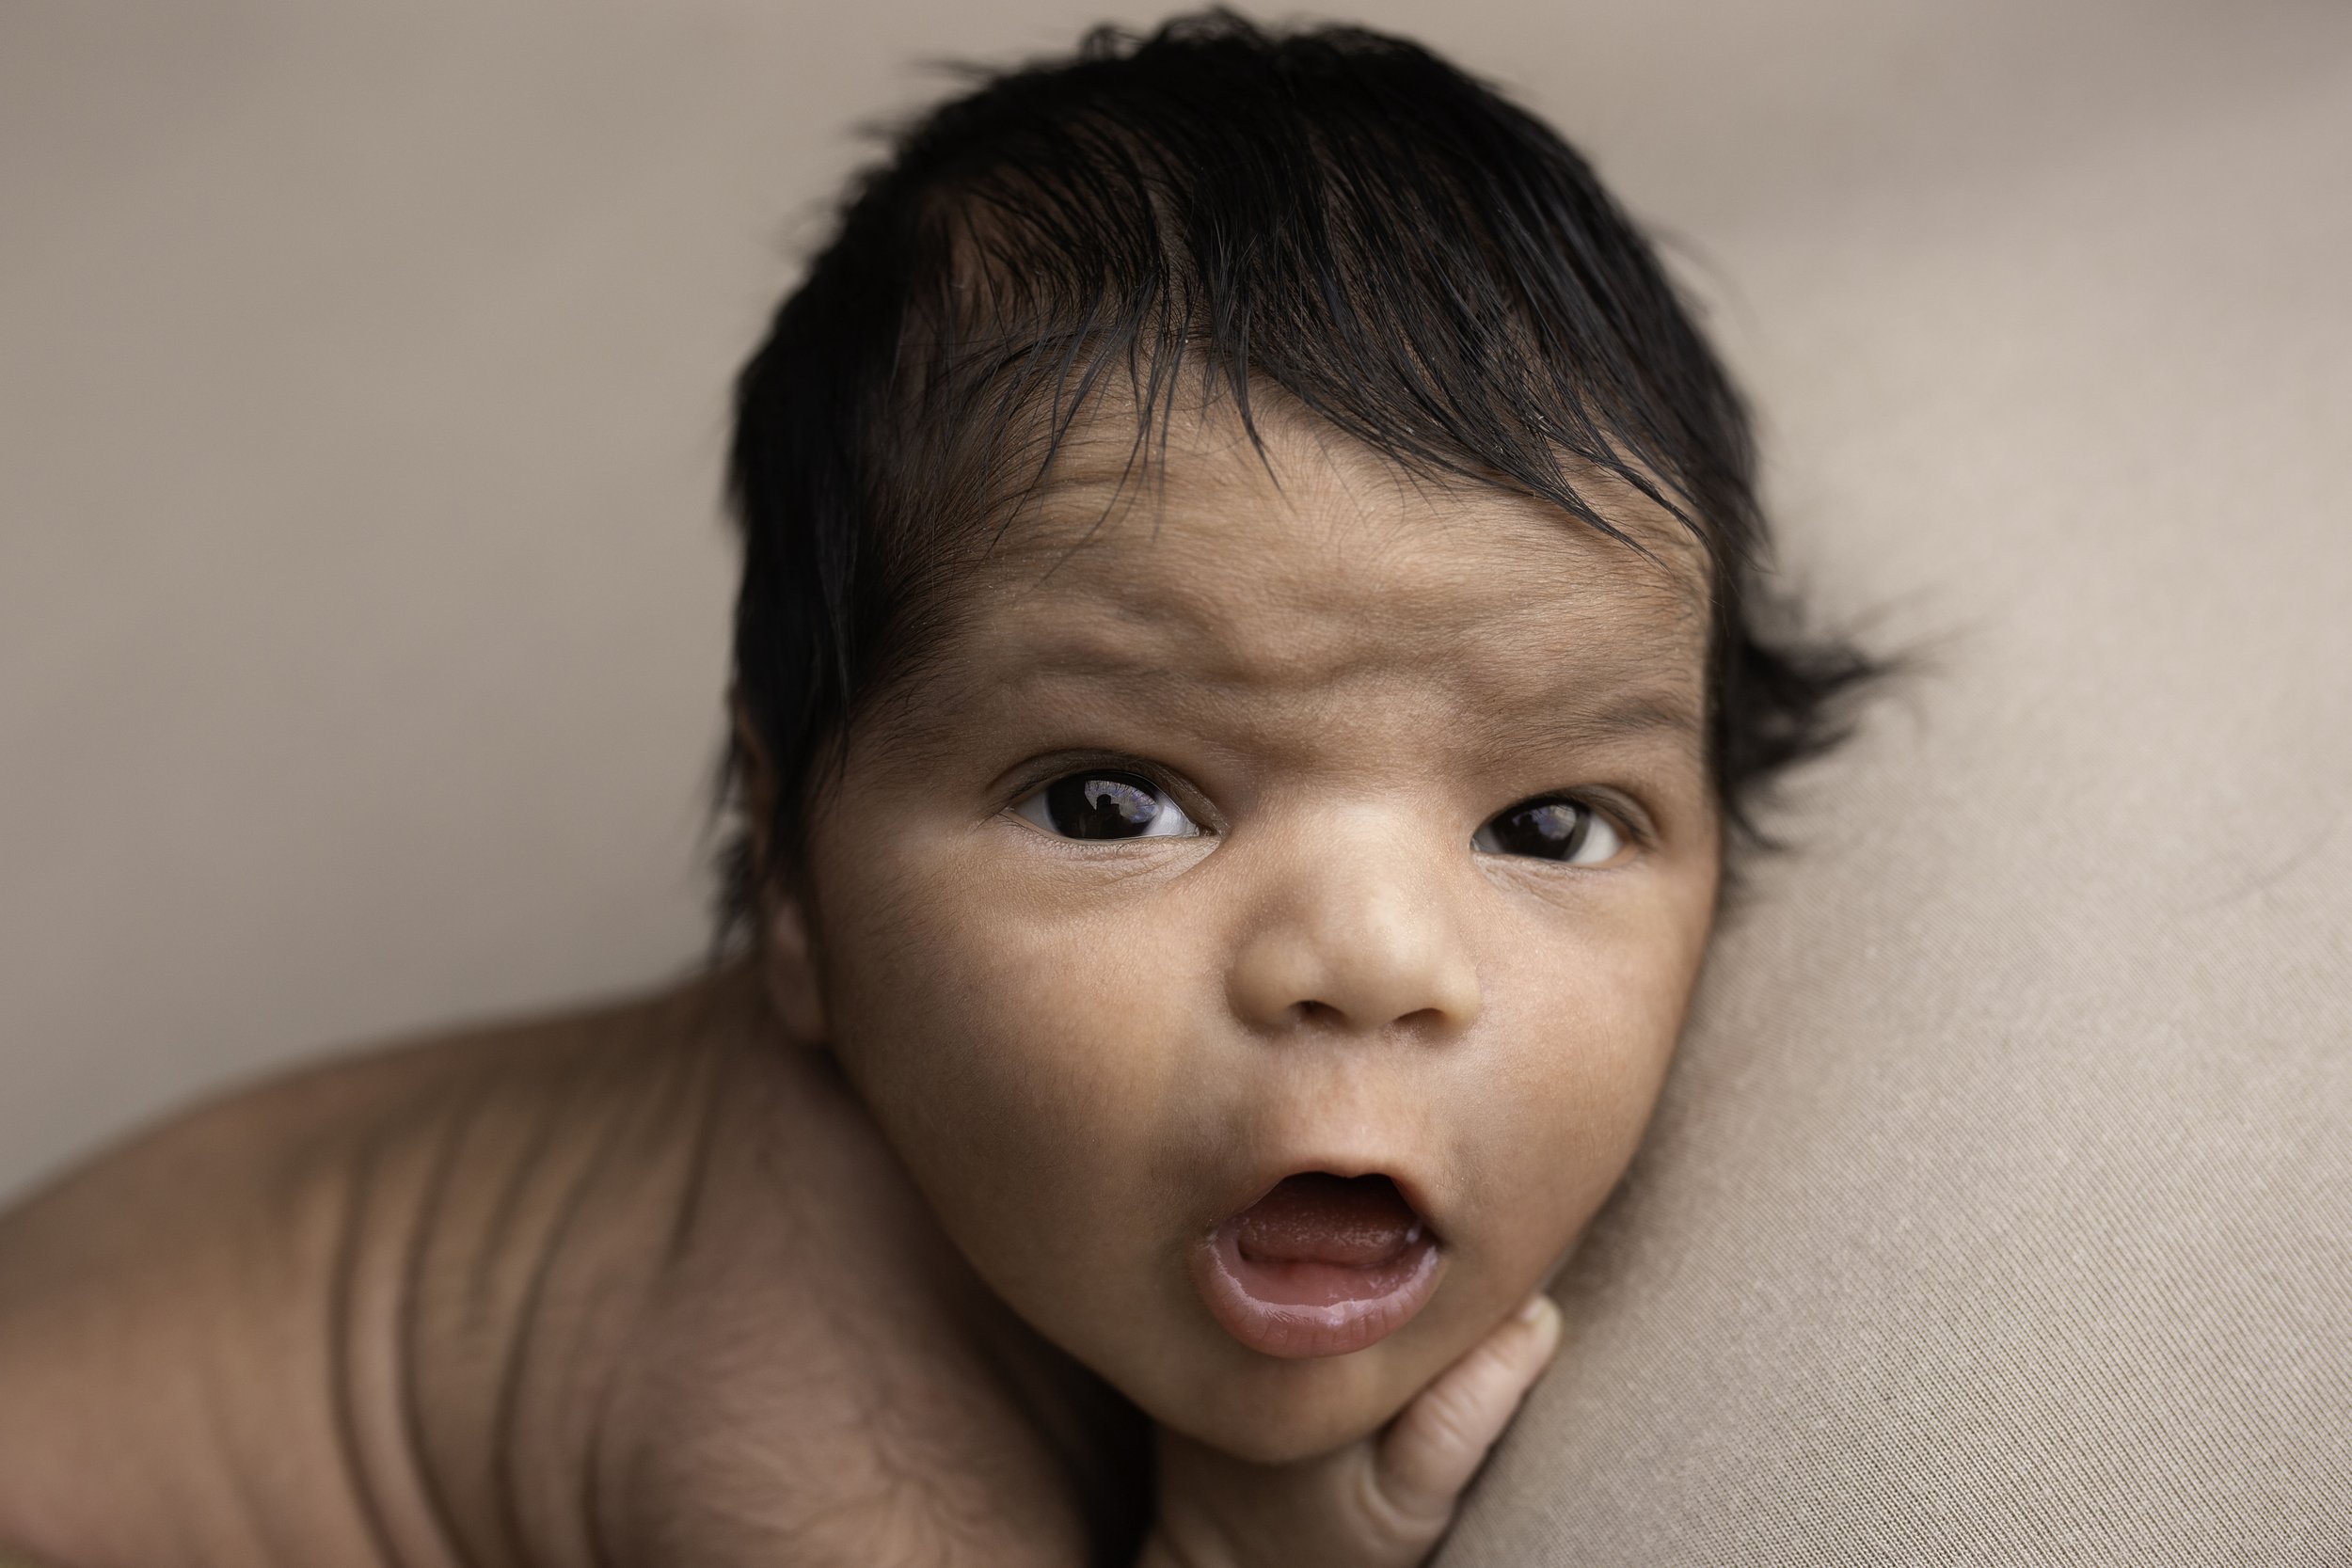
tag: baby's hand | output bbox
[1141,1294,1565,1568]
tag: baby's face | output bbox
[777,394,1720,1462]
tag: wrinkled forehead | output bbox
[955,384,1715,693]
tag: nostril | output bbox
[1284,999,1457,1036]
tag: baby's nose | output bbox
[1225,836,1482,1040]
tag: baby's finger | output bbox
[1372,1293,1563,1526]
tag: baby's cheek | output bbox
[822,854,1195,1280]
[1462,943,1694,1271]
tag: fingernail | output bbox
[1518,1293,1565,1357]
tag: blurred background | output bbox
[5,0,2347,1201]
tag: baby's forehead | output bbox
[967,397,1713,696]
[866,399,1719,791]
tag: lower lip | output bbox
[1190,1218,1445,1359]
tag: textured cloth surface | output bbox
[1442,5,2352,1562]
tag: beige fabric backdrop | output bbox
[1431,4,2352,1560]
[5,0,2347,1560]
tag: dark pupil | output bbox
[1491,800,1589,859]
[1047,771,1163,839]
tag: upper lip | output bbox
[1203,1156,1447,1247]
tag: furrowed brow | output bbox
[1516,688,1706,757]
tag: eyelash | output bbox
[1560,790,1651,850]
[1006,756,1651,861]
[1008,754,1203,815]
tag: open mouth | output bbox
[1192,1172,1445,1359]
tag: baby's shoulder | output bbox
[0,964,1104,1566]
[0,976,723,1560]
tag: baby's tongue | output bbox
[1233,1172,1420,1267]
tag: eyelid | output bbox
[1567,789,1653,850]
[1486,787,1654,859]
[999,758,1656,852]
[1004,752,1222,832]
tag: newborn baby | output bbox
[0,13,1870,1566]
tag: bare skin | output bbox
[0,966,1139,1565]
[765,388,1718,1468]
[0,963,1558,1567]
[0,388,1708,1565]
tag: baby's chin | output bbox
[1127,1311,1467,1465]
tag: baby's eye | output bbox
[1014,768,1200,841]
[1472,797,1625,864]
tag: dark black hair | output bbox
[717,8,1875,938]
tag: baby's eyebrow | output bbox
[1552,689,1703,742]
[997,631,1703,755]
[1002,637,1188,691]
[1484,686,1707,768]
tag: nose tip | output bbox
[1226,878,1483,1040]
